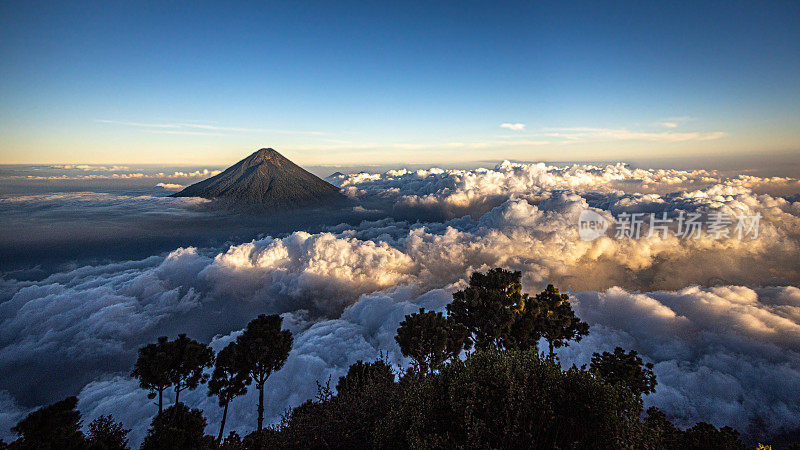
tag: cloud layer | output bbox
[1,161,799,445]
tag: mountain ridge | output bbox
[171,148,345,209]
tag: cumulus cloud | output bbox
[1,161,799,445]
[561,285,800,440]
[500,122,526,131]
[329,161,800,220]
[155,183,184,190]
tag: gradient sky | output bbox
[1,0,799,165]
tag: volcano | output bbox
[171,148,345,208]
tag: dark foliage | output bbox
[140,403,215,450]
[379,349,644,449]
[447,268,525,350]
[218,431,246,449]
[679,422,747,449]
[131,334,214,414]
[642,407,682,449]
[591,346,657,398]
[9,396,84,450]
[208,342,249,442]
[395,308,469,375]
[86,415,130,450]
[131,336,174,414]
[533,284,590,357]
[335,359,395,396]
[235,314,293,431]
[446,270,589,357]
[254,360,399,449]
[169,334,215,405]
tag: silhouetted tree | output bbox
[643,407,681,449]
[86,415,130,450]
[132,334,214,414]
[10,396,84,450]
[507,291,544,351]
[395,308,469,374]
[169,334,214,406]
[235,314,293,431]
[131,336,174,414]
[533,284,589,357]
[140,403,215,450]
[335,359,395,396]
[219,431,247,450]
[447,268,524,350]
[379,349,644,448]
[590,347,657,399]
[273,359,399,448]
[208,342,249,443]
[679,422,746,449]
[218,431,245,449]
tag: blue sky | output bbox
[1,0,798,165]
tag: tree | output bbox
[86,415,130,450]
[169,334,215,406]
[507,292,544,351]
[447,268,525,350]
[131,336,174,414]
[395,308,470,375]
[274,359,399,448]
[235,314,293,431]
[590,347,657,399]
[140,403,215,450]
[208,342,249,443]
[218,431,245,450]
[132,334,214,415]
[679,422,746,449]
[532,284,589,357]
[10,396,85,450]
[336,359,395,396]
[643,407,681,449]
[379,349,645,448]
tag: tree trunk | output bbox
[175,386,181,406]
[158,388,163,415]
[217,401,229,443]
[548,341,554,359]
[257,382,264,430]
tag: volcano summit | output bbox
[171,148,345,208]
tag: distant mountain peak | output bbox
[171,148,345,209]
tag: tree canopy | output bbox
[235,314,293,431]
[447,268,524,350]
[86,415,131,450]
[395,308,469,375]
[207,342,249,443]
[9,396,84,450]
[131,336,174,414]
[590,346,657,399]
[533,284,590,357]
[168,334,215,406]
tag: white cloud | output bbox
[155,183,184,190]
[500,122,526,131]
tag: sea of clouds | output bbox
[1,161,799,445]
